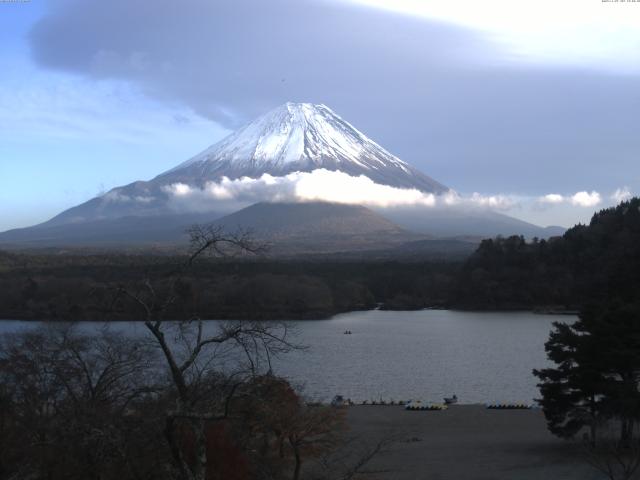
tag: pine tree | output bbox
[534,319,605,442]
[534,302,640,445]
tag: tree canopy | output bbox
[535,302,640,445]
[457,197,640,309]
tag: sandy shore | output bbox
[345,405,603,480]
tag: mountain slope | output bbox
[214,202,403,236]
[211,202,422,253]
[160,102,448,193]
[0,212,223,248]
[381,206,566,238]
[0,202,421,253]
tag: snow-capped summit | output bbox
[158,102,447,193]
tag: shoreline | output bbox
[0,306,579,323]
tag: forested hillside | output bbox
[455,198,640,310]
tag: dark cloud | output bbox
[29,0,640,194]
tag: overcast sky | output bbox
[1,0,639,230]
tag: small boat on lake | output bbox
[444,394,458,405]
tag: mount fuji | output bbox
[0,102,563,250]
[39,102,448,226]
[161,102,448,193]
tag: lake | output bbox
[0,309,571,404]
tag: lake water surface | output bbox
[0,310,572,404]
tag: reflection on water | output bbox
[0,310,572,403]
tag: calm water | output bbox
[0,310,572,404]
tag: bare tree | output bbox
[0,326,161,480]
[114,225,297,480]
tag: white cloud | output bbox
[163,170,438,210]
[539,193,564,204]
[536,191,603,208]
[350,0,640,73]
[441,190,462,206]
[436,190,518,210]
[292,170,436,207]
[611,187,632,204]
[0,62,226,145]
[468,192,516,210]
[164,183,194,197]
[160,169,619,218]
[157,171,618,231]
[103,191,154,204]
[161,170,530,213]
[570,191,601,208]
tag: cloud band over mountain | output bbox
[156,169,627,221]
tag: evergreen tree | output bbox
[534,319,605,442]
[535,302,640,444]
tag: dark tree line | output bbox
[0,257,458,322]
[455,198,640,310]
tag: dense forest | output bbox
[0,198,638,321]
[454,197,640,310]
[0,254,459,321]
